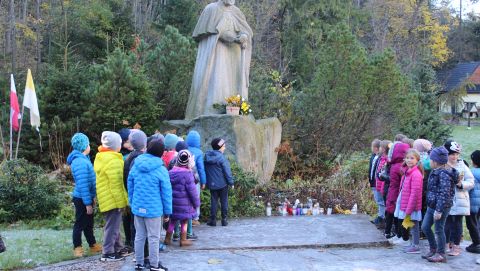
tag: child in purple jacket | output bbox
[164,150,200,247]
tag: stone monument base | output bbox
[165,115,282,184]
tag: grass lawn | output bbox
[0,227,104,270]
[451,125,480,160]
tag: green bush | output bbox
[0,159,62,223]
[200,161,264,220]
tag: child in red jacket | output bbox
[395,149,424,254]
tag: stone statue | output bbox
[185,0,253,120]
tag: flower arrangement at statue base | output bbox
[221,94,252,116]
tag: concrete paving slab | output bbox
[169,215,388,251]
[120,243,480,271]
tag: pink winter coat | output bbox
[399,165,424,215]
[375,155,388,194]
[386,143,410,213]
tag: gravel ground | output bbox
[30,256,126,271]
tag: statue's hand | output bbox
[238,34,248,44]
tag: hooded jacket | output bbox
[386,143,410,213]
[399,165,423,215]
[123,150,144,191]
[375,155,388,195]
[169,166,200,220]
[67,150,96,206]
[448,160,474,215]
[204,150,234,190]
[127,153,172,218]
[186,132,207,185]
[470,168,480,213]
[427,167,458,213]
[94,147,128,212]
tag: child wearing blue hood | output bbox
[186,131,206,230]
[67,133,102,257]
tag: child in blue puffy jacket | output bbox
[128,138,172,271]
[67,133,102,257]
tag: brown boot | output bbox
[164,232,173,245]
[180,232,192,247]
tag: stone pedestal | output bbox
[166,115,282,184]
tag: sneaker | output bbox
[422,249,436,259]
[73,246,84,258]
[221,219,228,226]
[376,218,386,230]
[192,220,201,227]
[427,253,447,263]
[172,233,180,241]
[150,264,168,271]
[100,253,125,262]
[89,243,102,254]
[384,233,395,239]
[159,243,167,252]
[466,244,480,254]
[135,264,145,271]
[476,258,480,264]
[404,245,421,254]
[207,220,217,227]
[187,232,198,241]
[370,216,380,225]
[447,245,461,256]
[119,247,133,257]
[445,243,452,254]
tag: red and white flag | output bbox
[10,74,20,132]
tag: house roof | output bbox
[437,62,480,94]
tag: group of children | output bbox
[67,129,234,271]
[368,134,480,263]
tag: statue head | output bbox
[221,0,235,6]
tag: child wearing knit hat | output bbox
[421,146,459,263]
[122,130,147,253]
[67,133,102,258]
[466,150,480,254]
[128,138,172,271]
[94,131,130,261]
[164,150,200,247]
[162,134,179,168]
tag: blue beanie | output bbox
[118,128,131,143]
[164,134,179,150]
[430,146,449,165]
[71,133,90,152]
[175,141,188,152]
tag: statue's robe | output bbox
[185,1,253,119]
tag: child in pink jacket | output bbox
[395,149,424,253]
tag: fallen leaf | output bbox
[208,258,223,265]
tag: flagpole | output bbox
[9,110,13,160]
[0,118,6,160]
[14,104,25,159]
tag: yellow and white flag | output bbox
[23,69,40,131]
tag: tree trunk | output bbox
[9,0,16,74]
[35,0,41,73]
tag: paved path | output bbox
[30,215,480,270]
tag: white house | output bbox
[437,62,480,118]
